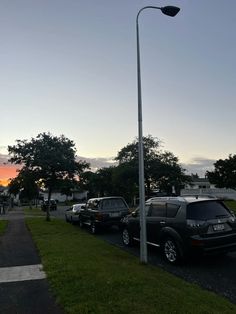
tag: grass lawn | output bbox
[224,200,236,214]
[26,218,236,314]
[0,220,8,235]
[23,206,46,217]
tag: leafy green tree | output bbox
[80,168,115,198]
[8,132,89,220]
[8,167,39,208]
[207,154,236,189]
[115,135,188,198]
[95,167,115,196]
[60,179,77,202]
[79,171,99,199]
[112,163,138,205]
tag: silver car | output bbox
[65,203,85,224]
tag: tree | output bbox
[79,168,115,198]
[79,171,100,199]
[112,163,138,205]
[60,179,76,202]
[115,135,188,198]
[8,132,89,220]
[207,154,236,189]
[8,167,39,208]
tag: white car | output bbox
[65,203,85,224]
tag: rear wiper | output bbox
[215,214,229,218]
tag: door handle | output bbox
[160,221,166,224]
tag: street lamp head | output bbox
[161,6,180,17]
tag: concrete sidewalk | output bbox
[0,207,64,314]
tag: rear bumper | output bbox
[189,233,236,254]
[94,219,122,228]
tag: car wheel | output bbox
[162,237,181,265]
[65,215,69,223]
[122,228,133,246]
[90,222,97,234]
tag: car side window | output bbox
[150,202,166,217]
[166,203,180,218]
[134,205,150,216]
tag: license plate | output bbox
[213,224,225,231]
[110,212,120,217]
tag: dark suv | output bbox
[79,197,129,234]
[121,196,236,264]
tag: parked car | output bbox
[79,196,129,234]
[41,199,57,211]
[65,203,86,224]
[121,196,236,264]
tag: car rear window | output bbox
[102,198,127,211]
[187,201,231,220]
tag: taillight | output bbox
[191,239,204,247]
[95,212,104,221]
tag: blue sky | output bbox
[1,0,235,176]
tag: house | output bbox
[181,177,236,200]
[40,189,88,203]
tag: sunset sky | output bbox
[0,165,18,186]
[1,0,236,185]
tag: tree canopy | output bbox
[115,135,188,197]
[8,132,89,220]
[207,154,236,190]
[8,167,39,208]
[80,135,189,204]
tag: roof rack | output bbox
[181,194,217,200]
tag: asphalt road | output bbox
[54,206,236,305]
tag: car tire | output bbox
[79,219,84,228]
[122,228,133,247]
[162,237,181,265]
[65,215,69,223]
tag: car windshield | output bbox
[102,198,127,211]
[187,201,231,220]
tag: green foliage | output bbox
[115,135,188,197]
[0,221,8,236]
[8,167,39,205]
[24,207,45,216]
[79,135,189,203]
[8,132,89,219]
[79,171,102,199]
[207,154,236,190]
[115,135,160,164]
[26,218,236,314]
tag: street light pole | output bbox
[136,5,180,264]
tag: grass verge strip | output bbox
[23,207,45,217]
[0,220,8,236]
[225,200,236,214]
[26,218,236,314]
